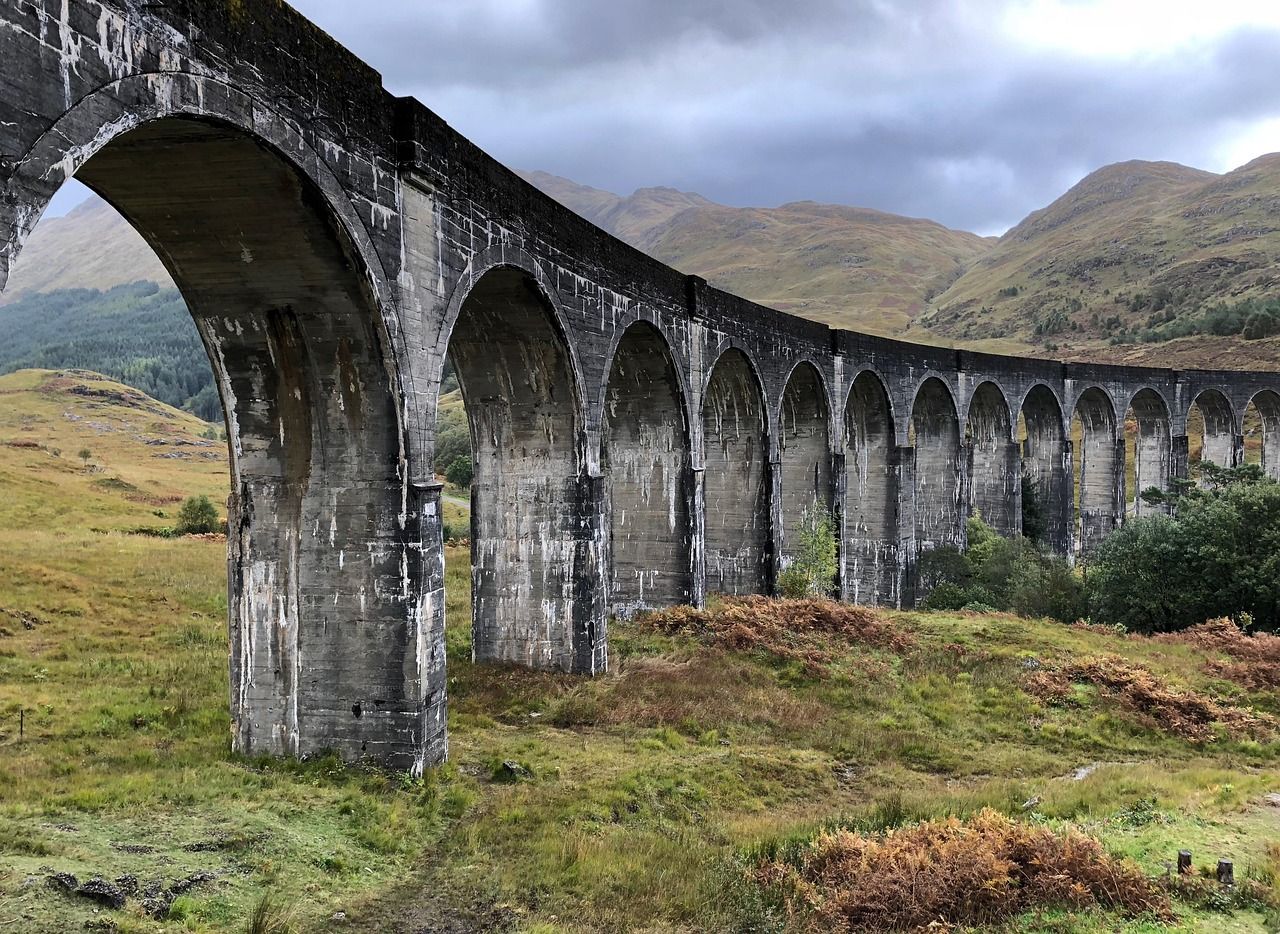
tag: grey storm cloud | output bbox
[290,0,1280,235]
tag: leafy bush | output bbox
[917,516,1084,621]
[175,494,220,535]
[778,502,838,598]
[1091,464,1280,632]
[444,455,473,487]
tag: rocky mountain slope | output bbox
[1,195,173,301]
[922,156,1280,369]
[520,170,993,334]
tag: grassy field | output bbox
[1,370,1279,932]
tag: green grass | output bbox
[1,369,1279,932]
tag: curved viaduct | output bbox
[3,0,1280,772]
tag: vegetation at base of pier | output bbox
[1092,463,1280,633]
[0,369,1279,933]
[918,514,1086,621]
[777,502,838,598]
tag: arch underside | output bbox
[703,350,769,595]
[779,365,832,569]
[1075,389,1121,555]
[59,118,423,766]
[604,324,692,613]
[449,267,593,672]
[967,383,1018,537]
[844,373,898,606]
[912,379,963,555]
[1191,390,1238,473]
[1128,390,1170,516]
[1021,386,1071,554]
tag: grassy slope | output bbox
[926,156,1280,369]
[0,372,1277,932]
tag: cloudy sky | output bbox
[51,0,1280,234]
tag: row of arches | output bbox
[446,266,1280,657]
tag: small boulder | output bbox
[75,877,127,910]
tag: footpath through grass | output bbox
[0,369,1279,932]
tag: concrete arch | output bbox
[778,361,833,571]
[702,340,776,457]
[1073,386,1122,555]
[434,245,591,450]
[1125,388,1172,515]
[911,376,964,561]
[844,369,899,606]
[446,264,591,672]
[1247,390,1280,480]
[901,371,961,447]
[595,311,694,427]
[703,347,770,595]
[965,381,1019,537]
[1188,387,1239,470]
[1019,384,1071,554]
[602,321,693,613]
[1,78,432,771]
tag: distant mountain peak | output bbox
[1003,159,1216,243]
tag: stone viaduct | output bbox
[4,0,1280,773]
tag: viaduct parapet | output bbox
[3,0,1278,771]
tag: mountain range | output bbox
[4,155,1280,384]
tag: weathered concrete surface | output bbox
[6,0,1280,768]
[702,349,770,595]
[778,363,833,572]
[604,322,693,613]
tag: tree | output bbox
[1091,466,1280,632]
[1020,473,1047,545]
[444,455,473,488]
[778,502,838,598]
[77,447,92,464]
[175,494,220,534]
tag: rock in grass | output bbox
[492,760,532,783]
[46,871,77,892]
[75,877,128,910]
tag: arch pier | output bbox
[5,0,1280,768]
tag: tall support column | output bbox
[1234,433,1246,469]
[1172,434,1190,482]
[896,444,917,606]
[766,456,782,595]
[689,465,707,609]
[968,438,1022,537]
[403,480,449,770]
[1111,437,1127,530]
[572,473,609,675]
[832,450,847,598]
[1049,439,1074,557]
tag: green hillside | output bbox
[924,156,1280,368]
[0,282,217,420]
[0,371,1278,931]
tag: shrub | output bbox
[175,494,220,535]
[778,501,837,598]
[1091,466,1280,632]
[752,808,1170,930]
[640,596,911,675]
[916,516,1084,622]
[444,455,473,487]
